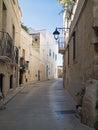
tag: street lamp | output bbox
[53,28,60,40]
[53,27,69,40]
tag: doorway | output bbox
[19,69,23,85]
[0,74,3,92]
[10,75,13,89]
[38,70,40,81]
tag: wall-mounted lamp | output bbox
[53,27,69,40]
[53,28,60,40]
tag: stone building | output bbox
[19,28,58,83]
[29,32,45,81]
[58,66,63,78]
[19,28,31,84]
[0,0,21,96]
[61,0,98,128]
[30,29,58,80]
[19,28,46,83]
[63,0,98,101]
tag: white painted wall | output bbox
[39,30,58,79]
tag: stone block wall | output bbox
[0,0,21,95]
[64,0,98,128]
[65,0,95,102]
[82,79,97,128]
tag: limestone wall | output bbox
[0,0,21,95]
[64,0,95,102]
[82,79,97,128]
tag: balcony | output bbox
[58,38,65,54]
[0,31,19,64]
[20,57,29,71]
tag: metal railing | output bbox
[57,37,66,54]
[0,31,19,64]
[20,57,29,70]
[58,37,65,49]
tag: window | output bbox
[22,49,25,59]
[2,2,7,31]
[73,31,76,60]
[13,0,16,5]
[12,25,15,41]
[35,38,38,42]
[55,54,57,61]
[53,52,54,59]
[25,61,29,70]
[49,49,51,56]
[68,45,69,65]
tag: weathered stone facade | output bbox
[64,0,94,100]
[19,28,46,83]
[20,28,58,83]
[0,0,21,96]
[63,0,98,128]
[82,79,97,128]
[30,29,58,80]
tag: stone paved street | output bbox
[0,79,95,130]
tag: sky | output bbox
[18,0,63,66]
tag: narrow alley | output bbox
[0,79,94,130]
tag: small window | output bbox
[73,31,76,60]
[2,2,7,31]
[49,49,51,56]
[53,52,54,59]
[25,61,29,70]
[68,45,69,65]
[55,54,57,61]
[13,0,16,5]
[35,38,38,42]
[3,2,6,10]
[12,25,15,41]
[22,49,25,59]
